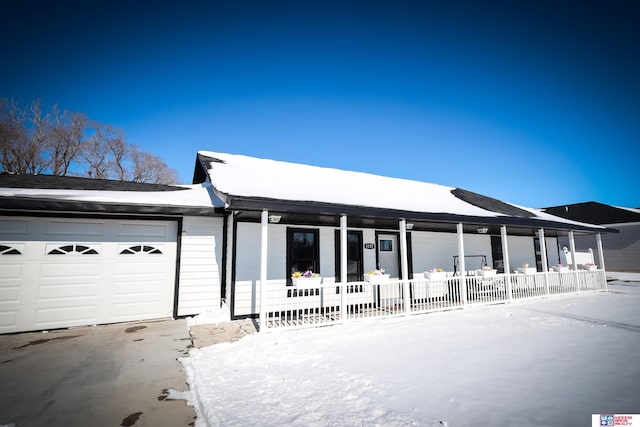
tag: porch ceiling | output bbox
[232,211,595,237]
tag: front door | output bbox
[377,234,399,278]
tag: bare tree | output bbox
[49,112,88,176]
[0,98,50,174]
[81,123,127,180]
[0,98,179,184]
[129,147,179,184]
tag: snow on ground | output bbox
[186,304,231,327]
[182,274,640,427]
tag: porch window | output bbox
[287,228,320,285]
[334,230,363,282]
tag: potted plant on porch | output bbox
[291,270,322,288]
[364,268,390,284]
[552,264,569,273]
[425,268,447,280]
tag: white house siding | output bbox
[410,231,493,274]
[462,234,494,270]
[234,224,401,317]
[546,237,561,266]
[176,216,224,316]
[507,236,536,271]
[234,222,286,316]
[362,229,378,273]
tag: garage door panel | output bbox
[0,311,18,330]
[113,279,167,295]
[37,283,99,299]
[110,300,171,321]
[0,220,28,234]
[0,287,20,302]
[118,223,172,239]
[35,305,97,327]
[46,220,104,237]
[0,263,23,280]
[0,217,177,333]
[40,261,101,279]
[115,260,166,275]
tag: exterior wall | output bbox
[411,231,493,274]
[546,236,561,266]
[506,235,536,271]
[233,222,286,317]
[176,216,224,316]
[362,229,378,273]
[233,223,404,316]
[232,223,567,317]
[558,224,640,272]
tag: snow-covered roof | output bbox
[0,174,223,216]
[196,151,607,232]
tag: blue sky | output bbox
[2,0,639,208]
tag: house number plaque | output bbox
[364,243,375,250]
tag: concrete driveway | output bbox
[0,319,196,427]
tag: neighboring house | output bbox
[0,153,614,333]
[543,202,640,272]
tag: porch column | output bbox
[596,233,607,292]
[596,233,606,271]
[456,223,467,305]
[340,215,348,321]
[259,210,269,332]
[538,228,550,296]
[501,225,512,301]
[568,231,580,292]
[400,219,411,313]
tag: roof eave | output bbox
[225,195,613,233]
[0,197,222,217]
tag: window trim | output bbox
[286,227,320,286]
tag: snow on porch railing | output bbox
[262,270,607,330]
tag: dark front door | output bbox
[491,235,504,273]
[335,230,363,282]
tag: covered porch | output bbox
[263,269,606,329]
[247,210,610,331]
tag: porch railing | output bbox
[263,270,607,330]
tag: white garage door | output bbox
[0,216,178,333]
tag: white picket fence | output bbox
[263,269,607,330]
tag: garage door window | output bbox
[0,244,22,255]
[119,245,163,255]
[48,244,99,255]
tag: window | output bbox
[48,244,98,255]
[287,228,319,285]
[120,245,163,255]
[334,230,363,283]
[379,239,393,252]
[0,245,22,255]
